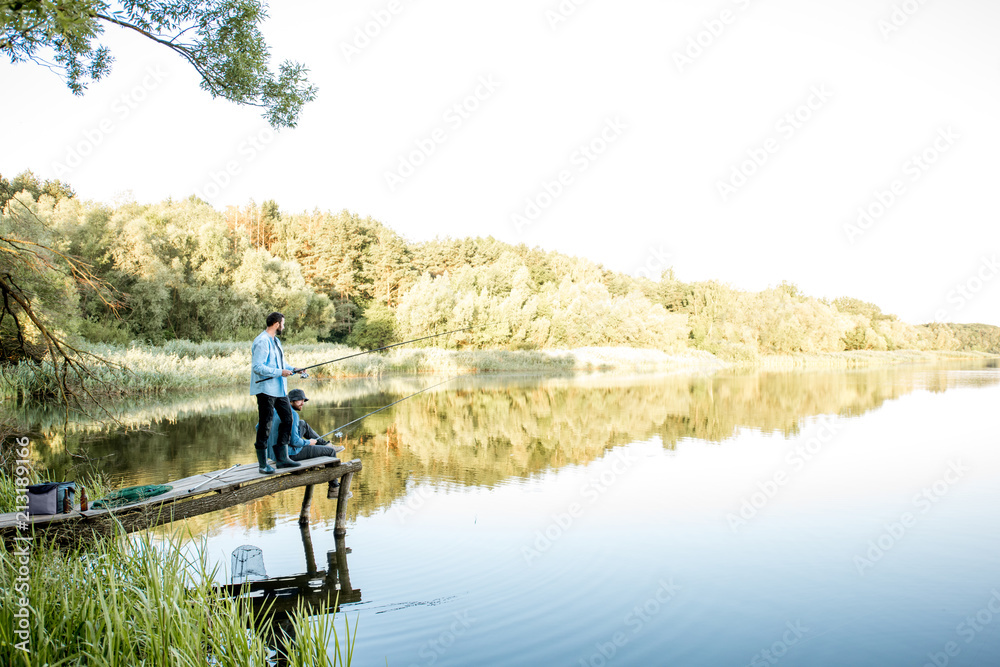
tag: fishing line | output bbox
[317,376,461,441]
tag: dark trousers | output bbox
[290,444,339,461]
[255,394,292,451]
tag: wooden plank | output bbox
[98,460,362,536]
[0,458,361,542]
[0,457,342,529]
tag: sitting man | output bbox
[264,388,348,497]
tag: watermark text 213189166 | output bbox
[12,436,33,654]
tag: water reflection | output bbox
[222,529,360,666]
[7,362,999,534]
[8,362,1000,665]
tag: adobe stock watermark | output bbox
[672,0,756,74]
[521,448,636,565]
[340,0,416,63]
[578,578,681,667]
[193,127,276,202]
[716,85,834,203]
[395,485,435,524]
[50,65,167,178]
[633,245,674,281]
[922,589,1000,667]
[853,460,968,576]
[545,0,591,31]
[877,0,931,41]
[407,610,474,667]
[384,75,500,193]
[927,255,999,324]
[842,126,959,245]
[726,415,843,533]
[11,436,32,654]
[511,116,627,233]
[747,621,810,666]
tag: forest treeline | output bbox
[2,169,998,362]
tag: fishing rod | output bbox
[187,463,240,493]
[317,376,460,441]
[255,325,476,383]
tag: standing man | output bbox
[250,311,304,474]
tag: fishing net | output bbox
[231,545,267,584]
[90,484,173,509]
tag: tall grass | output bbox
[0,340,993,403]
[0,528,353,666]
[0,341,722,401]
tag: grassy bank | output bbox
[736,349,997,369]
[0,341,722,401]
[0,340,994,401]
[0,528,351,666]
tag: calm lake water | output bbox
[16,362,1000,666]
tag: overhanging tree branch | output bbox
[1,1,317,127]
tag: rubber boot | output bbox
[256,448,275,475]
[273,444,301,469]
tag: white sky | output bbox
[3,0,1000,326]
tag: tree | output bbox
[0,169,75,208]
[0,189,125,409]
[346,302,396,350]
[361,226,413,308]
[1,0,317,128]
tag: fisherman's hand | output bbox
[309,439,318,446]
[281,369,293,377]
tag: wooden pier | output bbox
[0,456,361,544]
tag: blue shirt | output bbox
[250,330,294,397]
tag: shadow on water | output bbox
[6,361,1000,533]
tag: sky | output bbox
[3,0,1000,326]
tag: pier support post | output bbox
[334,471,355,537]
[299,484,314,526]
[333,535,353,595]
[300,523,317,575]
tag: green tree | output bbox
[361,225,412,308]
[346,302,396,350]
[0,169,75,208]
[1,0,317,127]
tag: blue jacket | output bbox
[250,330,294,397]
[262,408,309,458]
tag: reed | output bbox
[0,528,353,666]
[0,342,721,401]
[0,340,992,402]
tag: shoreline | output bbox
[0,342,995,403]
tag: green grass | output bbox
[0,342,718,401]
[0,527,353,666]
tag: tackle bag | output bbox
[26,481,76,515]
